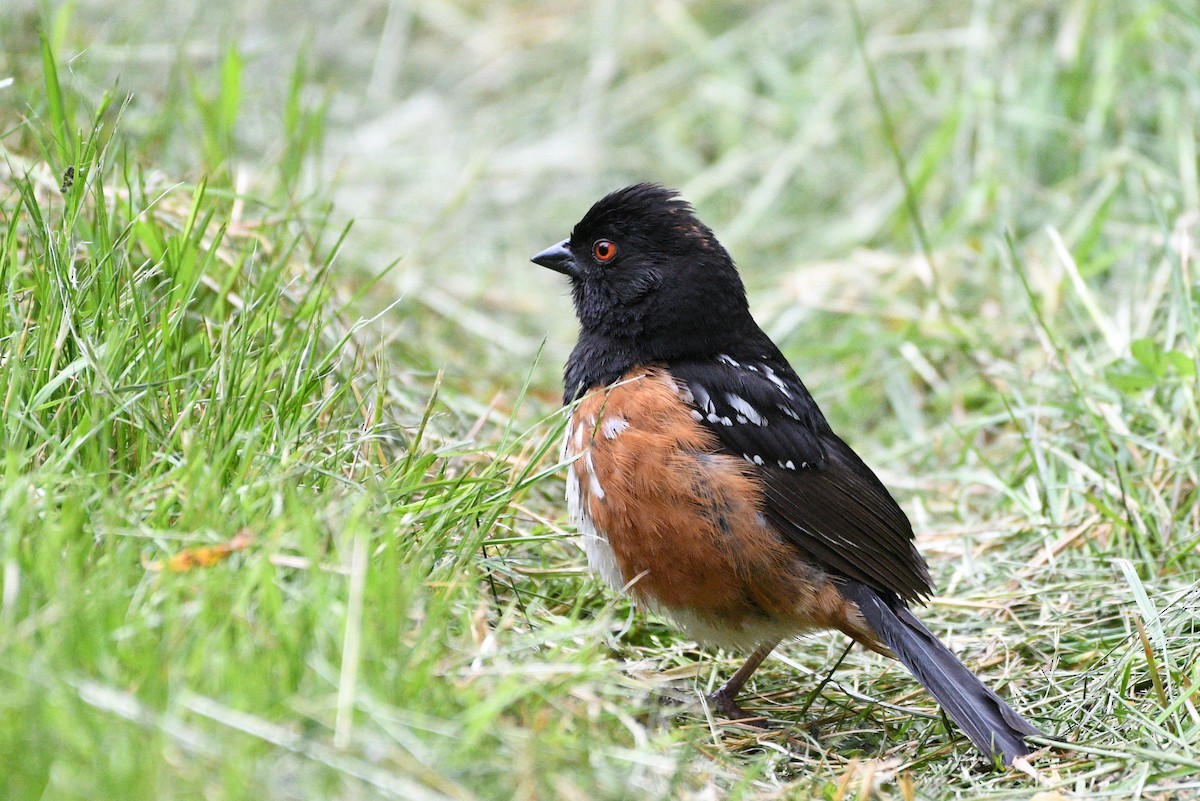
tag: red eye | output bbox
[592,239,617,262]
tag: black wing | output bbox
[669,355,933,603]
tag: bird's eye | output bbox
[592,239,617,263]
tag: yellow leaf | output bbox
[149,530,253,572]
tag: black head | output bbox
[532,184,766,399]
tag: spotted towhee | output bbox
[531,183,1041,765]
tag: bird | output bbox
[530,183,1042,766]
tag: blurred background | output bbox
[11,0,1193,418]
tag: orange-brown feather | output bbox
[566,367,884,651]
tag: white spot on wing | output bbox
[763,367,792,397]
[690,382,718,419]
[717,354,740,367]
[725,393,766,426]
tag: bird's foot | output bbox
[707,689,771,728]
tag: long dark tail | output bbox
[841,580,1041,765]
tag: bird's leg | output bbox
[707,640,779,725]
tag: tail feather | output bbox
[841,580,1041,765]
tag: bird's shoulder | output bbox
[665,352,833,471]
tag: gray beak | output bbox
[531,239,577,277]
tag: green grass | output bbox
[2,1,1199,798]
